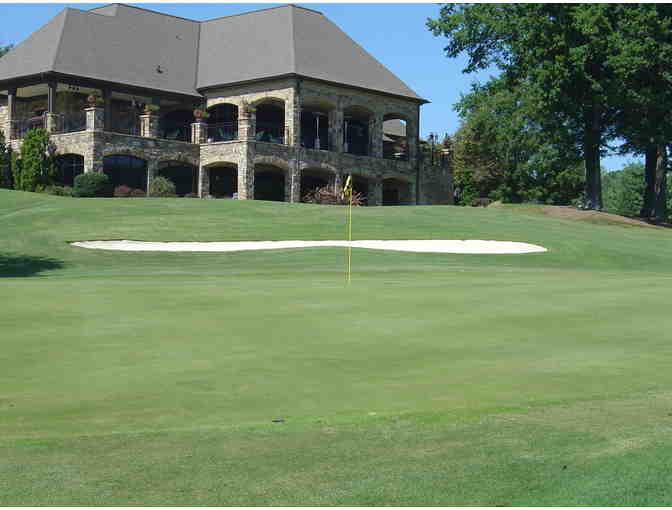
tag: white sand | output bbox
[70,239,547,254]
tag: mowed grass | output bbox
[2,188,672,506]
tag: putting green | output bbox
[2,190,672,506]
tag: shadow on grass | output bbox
[0,253,65,277]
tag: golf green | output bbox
[2,189,672,506]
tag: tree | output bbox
[428,4,622,210]
[15,129,55,192]
[602,162,645,217]
[0,44,13,59]
[608,5,672,222]
[451,77,583,205]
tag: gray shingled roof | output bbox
[0,4,425,102]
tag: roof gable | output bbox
[1,4,425,102]
[0,9,67,82]
[197,5,424,101]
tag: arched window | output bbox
[343,106,373,156]
[160,110,193,142]
[206,103,238,142]
[255,100,285,144]
[383,116,408,161]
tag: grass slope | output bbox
[2,189,672,505]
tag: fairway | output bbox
[2,189,672,506]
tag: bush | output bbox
[43,185,73,196]
[149,175,177,197]
[114,185,133,197]
[16,128,55,192]
[73,172,112,197]
[130,188,146,197]
[303,186,365,206]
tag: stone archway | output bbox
[157,160,198,196]
[53,154,84,186]
[382,177,411,205]
[254,163,286,202]
[352,174,370,205]
[207,163,238,198]
[255,99,285,144]
[300,167,335,201]
[103,154,148,191]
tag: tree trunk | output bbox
[652,144,668,222]
[583,107,602,209]
[640,145,657,218]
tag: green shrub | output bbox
[43,185,73,196]
[149,175,176,197]
[73,172,112,197]
[16,128,55,191]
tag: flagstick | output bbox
[347,189,352,284]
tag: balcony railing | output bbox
[109,113,139,136]
[161,123,192,142]
[255,122,284,144]
[206,122,238,143]
[10,117,45,139]
[301,136,330,151]
[53,112,86,134]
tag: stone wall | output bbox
[419,162,453,205]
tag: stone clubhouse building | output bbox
[0,3,452,205]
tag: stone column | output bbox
[370,177,383,206]
[6,88,16,139]
[191,120,206,144]
[237,144,254,200]
[407,117,419,163]
[146,161,157,197]
[286,86,301,147]
[45,113,59,133]
[238,110,255,141]
[85,106,104,132]
[46,82,57,133]
[287,166,301,203]
[369,113,383,158]
[198,165,210,198]
[140,113,159,138]
[333,172,343,194]
[329,109,344,153]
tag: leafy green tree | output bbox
[602,162,645,217]
[451,78,583,205]
[15,129,55,192]
[608,5,672,221]
[428,4,622,210]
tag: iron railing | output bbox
[161,123,192,142]
[53,112,87,134]
[255,122,285,144]
[205,122,238,143]
[9,117,44,139]
[109,113,140,136]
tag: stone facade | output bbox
[4,77,452,205]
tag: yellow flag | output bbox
[342,175,352,199]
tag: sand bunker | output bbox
[70,239,547,254]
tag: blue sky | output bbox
[0,2,639,171]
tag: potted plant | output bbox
[193,108,210,121]
[144,104,160,114]
[86,94,103,107]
